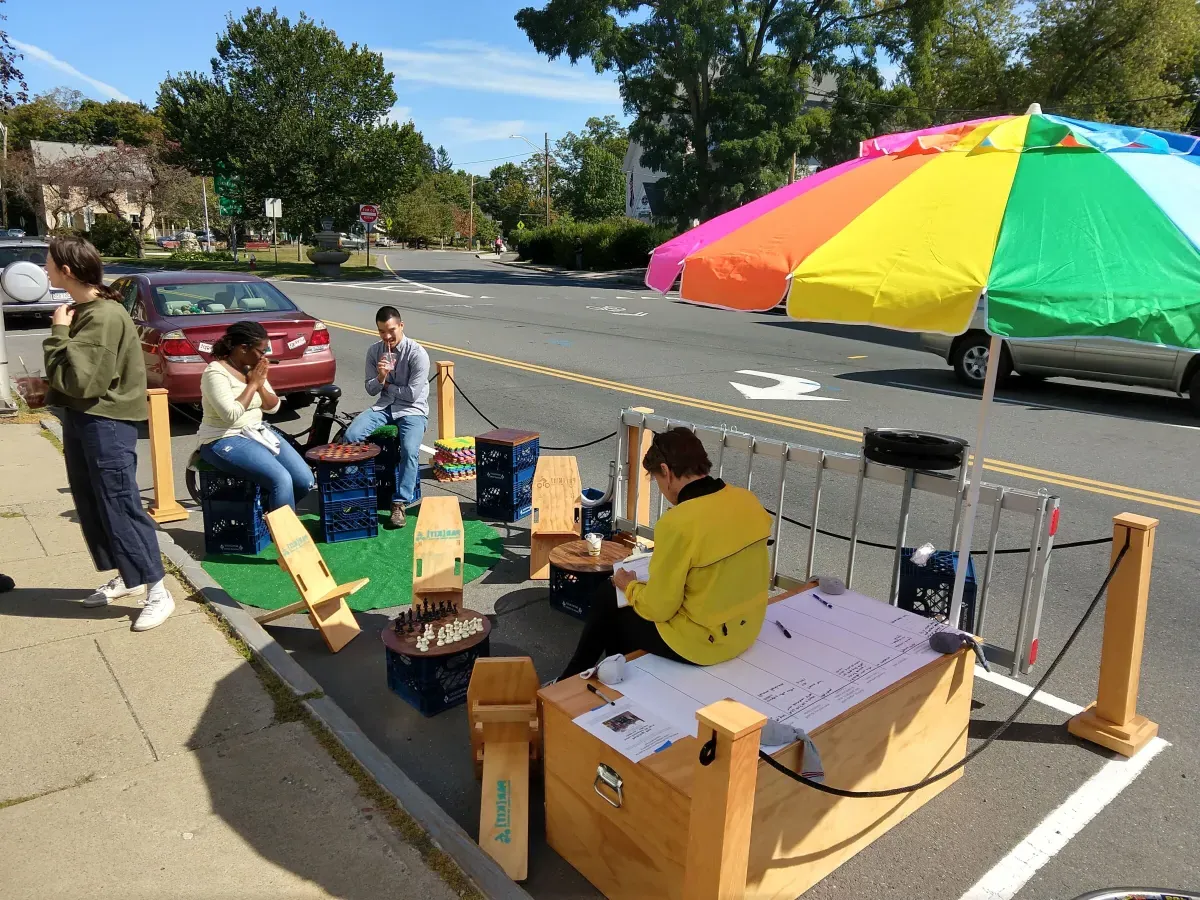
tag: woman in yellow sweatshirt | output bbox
[559,428,772,679]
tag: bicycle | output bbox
[184,384,356,505]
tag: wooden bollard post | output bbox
[436,360,456,440]
[146,388,188,523]
[625,406,654,528]
[684,700,767,900]
[1068,512,1160,756]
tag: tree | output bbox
[516,1,929,223]
[5,90,163,148]
[0,0,27,107]
[386,178,455,245]
[433,146,454,173]
[158,8,428,235]
[476,162,541,234]
[555,116,629,221]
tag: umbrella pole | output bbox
[948,333,1002,629]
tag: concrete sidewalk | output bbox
[475,252,647,285]
[0,420,464,900]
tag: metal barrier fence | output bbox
[609,408,1061,676]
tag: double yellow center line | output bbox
[325,319,1200,516]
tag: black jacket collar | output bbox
[677,476,726,504]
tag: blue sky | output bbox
[5,1,626,174]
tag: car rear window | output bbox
[150,281,298,317]
[0,246,48,267]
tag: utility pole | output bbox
[0,121,8,230]
[544,132,551,223]
[468,174,475,250]
[790,153,797,185]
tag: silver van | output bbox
[920,308,1200,414]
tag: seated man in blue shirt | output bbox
[343,306,430,527]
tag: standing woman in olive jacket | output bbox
[42,236,173,632]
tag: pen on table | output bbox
[774,620,792,639]
[812,592,834,609]
[587,683,616,706]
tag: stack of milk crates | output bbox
[316,455,379,543]
[475,429,540,522]
[198,468,270,555]
[367,425,422,512]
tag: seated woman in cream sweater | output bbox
[196,321,314,511]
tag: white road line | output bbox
[886,381,1200,431]
[388,272,470,298]
[973,667,1085,716]
[959,736,1169,900]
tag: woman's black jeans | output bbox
[559,582,690,680]
[62,409,164,589]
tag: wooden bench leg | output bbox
[257,600,308,625]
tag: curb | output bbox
[37,417,532,900]
[477,254,647,286]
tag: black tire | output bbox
[1188,367,1200,417]
[951,334,1010,388]
[185,467,201,505]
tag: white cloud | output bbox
[11,40,132,102]
[436,117,528,143]
[385,105,413,124]
[381,42,620,105]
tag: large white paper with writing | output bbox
[614,552,651,609]
[616,587,961,741]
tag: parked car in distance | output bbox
[0,238,73,319]
[920,306,1200,414]
[6,228,26,238]
[338,232,366,250]
[109,271,336,404]
[374,235,394,247]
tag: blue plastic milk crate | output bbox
[898,548,977,631]
[202,497,270,556]
[475,429,540,479]
[477,466,534,522]
[319,496,379,543]
[316,459,376,504]
[385,636,490,716]
[198,468,262,502]
[580,487,613,538]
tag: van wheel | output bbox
[951,334,1010,388]
[1188,368,1200,417]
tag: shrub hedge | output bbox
[168,249,234,262]
[514,218,674,271]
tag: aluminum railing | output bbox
[607,408,1060,676]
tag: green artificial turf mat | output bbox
[200,506,504,612]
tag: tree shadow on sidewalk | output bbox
[0,587,130,622]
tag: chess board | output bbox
[305,442,382,464]
[382,605,490,659]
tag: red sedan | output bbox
[109,271,336,404]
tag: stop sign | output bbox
[359,203,379,224]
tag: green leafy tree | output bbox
[555,116,629,221]
[386,178,455,245]
[6,89,163,148]
[157,8,428,235]
[476,162,541,234]
[433,146,454,173]
[0,0,26,108]
[516,1,928,222]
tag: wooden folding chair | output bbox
[529,455,582,580]
[467,657,540,881]
[259,506,367,653]
[412,496,465,609]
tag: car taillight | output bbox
[159,330,203,363]
[305,322,331,354]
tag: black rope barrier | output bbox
[714,533,1133,798]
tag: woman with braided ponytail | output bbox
[195,321,314,512]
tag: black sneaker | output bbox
[390,502,407,528]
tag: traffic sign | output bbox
[264,198,282,218]
[359,203,380,225]
[218,196,242,216]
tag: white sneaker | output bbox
[82,575,144,608]
[132,581,174,632]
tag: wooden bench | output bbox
[529,455,582,580]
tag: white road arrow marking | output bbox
[728,370,847,401]
[612,311,648,317]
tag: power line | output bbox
[457,150,536,167]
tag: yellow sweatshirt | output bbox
[625,481,772,665]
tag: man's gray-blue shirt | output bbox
[364,336,430,418]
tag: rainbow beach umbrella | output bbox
[647,105,1200,622]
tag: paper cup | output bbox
[584,532,603,556]
[15,375,49,410]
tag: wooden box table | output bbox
[537,588,975,900]
[548,539,629,620]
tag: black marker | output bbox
[774,620,792,639]
[812,592,834,609]
[587,683,616,706]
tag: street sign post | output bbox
[359,204,379,268]
[265,198,282,264]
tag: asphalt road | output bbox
[6,249,1198,899]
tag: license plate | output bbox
[287,335,307,350]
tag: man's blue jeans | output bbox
[344,409,426,505]
[200,428,315,512]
